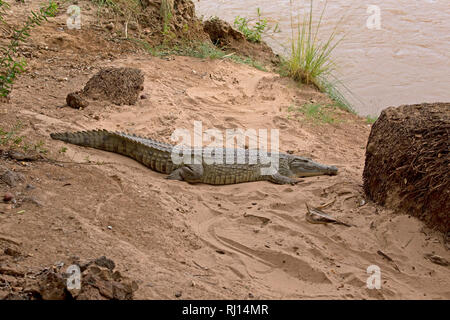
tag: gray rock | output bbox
[1,169,25,187]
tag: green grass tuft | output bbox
[130,39,268,71]
[365,115,378,124]
[0,123,48,153]
[280,0,341,86]
[321,77,354,113]
[160,0,173,36]
[234,8,268,43]
[280,0,354,113]
[288,103,337,124]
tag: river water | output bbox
[195,0,450,116]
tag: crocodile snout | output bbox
[327,165,338,175]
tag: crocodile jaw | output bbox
[289,156,338,177]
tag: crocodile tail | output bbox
[50,129,142,158]
[50,129,113,150]
[50,130,174,174]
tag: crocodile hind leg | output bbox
[269,173,303,185]
[166,164,204,183]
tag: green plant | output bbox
[182,23,189,33]
[234,8,268,43]
[91,0,117,23]
[132,39,267,71]
[91,0,140,15]
[0,1,9,22]
[279,0,356,113]
[321,77,354,113]
[91,0,142,38]
[160,0,173,35]
[91,0,116,19]
[288,103,336,124]
[0,123,48,153]
[0,1,58,97]
[34,140,48,154]
[0,123,22,146]
[366,115,378,124]
[22,143,30,152]
[91,0,116,6]
[281,0,342,89]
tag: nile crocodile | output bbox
[50,130,338,185]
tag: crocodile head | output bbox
[286,155,338,177]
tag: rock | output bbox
[128,21,138,30]
[78,264,137,300]
[4,247,21,257]
[1,169,25,187]
[22,196,44,207]
[38,271,68,300]
[8,151,41,161]
[112,282,136,300]
[26,184,35,190]
[81,67,144,106]
[94,256,116,271]
[112,271,122,281]
[66,91,89,109]
[1,256,138,300]
[106,22,114,31]
[363,102,450,232]
[175,291,182,298]
[3,192,14,203]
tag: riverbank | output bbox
[0,0,449,299]
[195,0,450,116]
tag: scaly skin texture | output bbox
[50,130,338,185]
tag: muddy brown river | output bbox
[195,0,450,116]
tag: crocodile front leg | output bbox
[269,173,303,185]
[167,164,204,183]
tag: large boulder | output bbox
[363,103,449,232]
[66,67,144,108]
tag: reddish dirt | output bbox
[138,0,209,44]
[0,1,449,300]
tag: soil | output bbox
[139,0,209,44]
[0,0,449,300]
[363,103,450,233]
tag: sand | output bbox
[0,1,448,300]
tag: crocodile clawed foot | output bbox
[269,173,302,185]
[291,179,304,186]
[166,170,183,181]
[167,165,203,183]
